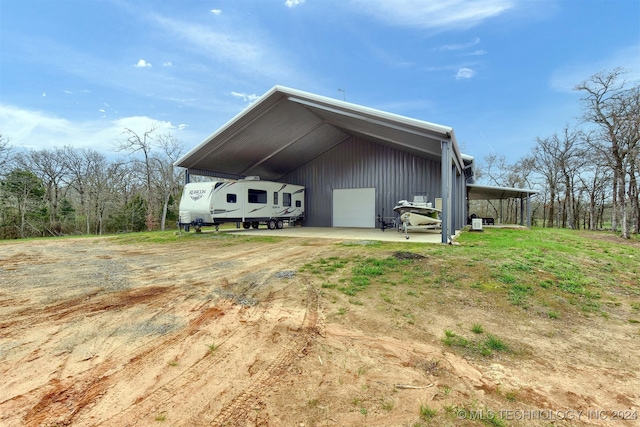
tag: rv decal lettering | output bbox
[189,190,207,201]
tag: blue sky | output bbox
[1,0,638,167]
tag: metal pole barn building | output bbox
[175,86,533,243]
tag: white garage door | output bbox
[332,188,376,228]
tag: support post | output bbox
[184,169,190,185]
[527,193,532,227]
[440,140,450,244]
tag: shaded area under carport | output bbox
[466,184,537,227]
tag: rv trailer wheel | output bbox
[251,221,259,229]
[406,235,409,240]
[242,222,250,229]
[276,219,284,229]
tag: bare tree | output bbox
[619,85,640,234]
[1,169,46,238]
[0,134,12,172]
[576,142,612,230]
[62,147,108,234]
[17,148,70,233]
[116,126,158,230]
[575,68,639,237]
[532,136,562,227]
[151,134,185,231]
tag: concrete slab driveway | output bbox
[221,226,456,243]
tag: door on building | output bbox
[332,188,376,228]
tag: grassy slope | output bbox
[298,227,640,425]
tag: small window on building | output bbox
[273,192,278,205]
[283,193,292,207]
[248,189,267,204]
[227,193,237,203]
[295,200,301,208]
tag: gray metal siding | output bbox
[281,137,442,227]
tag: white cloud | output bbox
[178,124,188,130]
[163,61,173,67]
[210,9,222,15]
[231,92,259,103]
[468,50,487,56]
[284,0,305,7]
[351,0,513,30]
[134,59,152,68]
[456,68,476,80]
[42,92,46,97]
[439,38,481,51]
[0,104,175,152]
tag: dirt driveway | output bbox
[0,234,637,426]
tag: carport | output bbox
[466,184,538,227]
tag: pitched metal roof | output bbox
[467,183,538,200]
[176,85,463,180]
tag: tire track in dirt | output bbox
[0,286,174,336]
[2,238,332,426]
[206,278,320,427]
[15,299,265,427]
[21,362,115,427]
[7,282,219,417]
[11,288,189,426]
[91,298,272,426]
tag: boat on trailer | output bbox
[393,196,442,239]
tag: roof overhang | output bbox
[176,85,463,180]
[467,184,538,200]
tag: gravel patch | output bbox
[275,270,296,279]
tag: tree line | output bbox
[0,126,185,239]
[1,68,638,239]
[471,68,639,238]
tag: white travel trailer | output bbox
[178,177,305,232]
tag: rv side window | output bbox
[248,189,267,204]
[283,193,292,207]
[273,192,278,205]
[295,200,302,208]
[227,194,237,203]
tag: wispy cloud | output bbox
[351,0,513,30]
[163,61,173,67]
[438,38,481,51]
[550,44,640,93]
[210,9,222,15]
[456,68,476,80]
[149,14,300,83]
[231,92,259,103]
[134,59,152,68]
